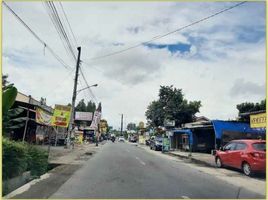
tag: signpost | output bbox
[250,113,266,128]
[162,137,170,153]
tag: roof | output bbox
[211,120,266,139]
[16,92,53,113]
[239,110,266,116]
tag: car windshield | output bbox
[252,143,266,151]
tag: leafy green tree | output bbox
[237,99,266,122]
[75,99,87,111]
[2,85,25,136]
[86,101,96,112]
[145,85,201,127]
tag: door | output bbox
[221,142,236,166]
[230,142,247,168]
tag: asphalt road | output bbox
[51,142,265,199]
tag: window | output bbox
[234,143,246,150]
[224,143,236,151]
[252,143,266,151]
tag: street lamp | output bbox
[76,84,98,94]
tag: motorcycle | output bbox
[111,137,115,143]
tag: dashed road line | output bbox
[181,195,190,199]
[135,156,146,166]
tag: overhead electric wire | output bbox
[59,2,78,47]
[86,1,247,62]
[79,66,98,103]
[45,1,77,62]
[43,2,74,62]
[3,1,73,69]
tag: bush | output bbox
[3,138,49,180]
[2,138,29,180]
[27,145,48,177]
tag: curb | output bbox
[167,152,216,168]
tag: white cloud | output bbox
[3,1,266,129]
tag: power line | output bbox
[59,2,78,47]
[79,66,98,103]
[86,1,247,62]
[3,1,73,70]
[45,1,77,62]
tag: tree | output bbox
[75,99,87,111]
[145,85,202,127]
[86,101,96,112]
[97,102,102,112]
[2,84,25,136]
[127,123,136,131]
[237,99,266,122]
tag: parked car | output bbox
[129,135,137,143]
[118,136,125,142]
[150,137,163,151]
[215,139,266,176]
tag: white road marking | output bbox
[181,195,190,199]
[135,156,146,166]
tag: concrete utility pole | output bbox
[66,47,81,148]
[120,114,123,136]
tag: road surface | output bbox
[51,142,265,199]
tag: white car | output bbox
[118,136,125,142]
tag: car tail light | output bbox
[250,152,265,159]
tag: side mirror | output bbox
[219,147,224,151]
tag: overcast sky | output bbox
[3,1,266,130]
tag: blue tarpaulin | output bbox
[211,120,266,139]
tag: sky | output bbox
[2,1,266,130]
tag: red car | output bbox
[215,139,266,176]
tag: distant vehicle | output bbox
[150,137,163,151]
[129,135,137,143]
[215,140,266,176]
[118,136,125,142]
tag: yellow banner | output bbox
[51,104,71,127]
[250,113,266,128]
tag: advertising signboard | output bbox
[162,137,170,152]
[51,104,71,127]
[250,113,266,128]
[89,111,101,130]
[36,107,52,126]
[75,111,93,121]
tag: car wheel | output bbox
[242,162,252,176]
[215,157,223,168]
[150,146,152,150]
[154,146,157,151]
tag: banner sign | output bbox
[250,113,266,128]
[51,104,71,127]
[162,137,170,152]
[36,108,52,126]
[75,112,93,121]
[89,111,101,130]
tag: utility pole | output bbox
[120,114,123,136]
[23,95,31,142]
[66,47,81,148]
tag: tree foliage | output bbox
[75,99,96,112]
[2,76,26,135]
[237,99,266,122]
[145,85,201,127]
[127,123,136,131]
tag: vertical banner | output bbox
[89,111,102,130]
[51,104,72,127]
